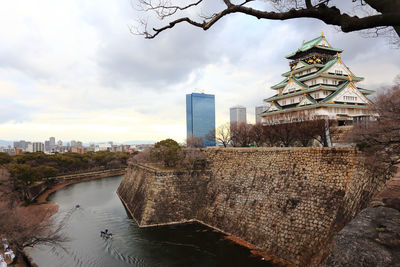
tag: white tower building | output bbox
[230,106,247,125]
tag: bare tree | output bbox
[186,135,205,148]
[177,148,208,171]
[263,113,300,147]
[294,120,315,147]
[309,118,338,147]
[249,123,265,147]
[214,123,231,147]
[128,147,152,165]
[134,0,400,44]
[350,81,400,169]
[0,204,68,262]
[230,122,252,147]
[394,73,400,85]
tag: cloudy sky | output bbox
[0,0,399,143]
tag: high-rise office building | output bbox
[230,106,247,125]
[186,93,216,147]
[255,105,269,124]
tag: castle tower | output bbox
[261,34,375,125]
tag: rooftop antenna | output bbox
[193,88,205,94]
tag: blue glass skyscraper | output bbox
[186,93,216,146]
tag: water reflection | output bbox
[29,176,274,267]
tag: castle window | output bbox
[315,93,319,99]
[344,96,357,102]
[323,78,328,84]
[311,80,316,85]
[282,100,286,105]
[290,98,295,104]
[335,70,343,75]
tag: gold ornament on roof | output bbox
[336,52,341,58]
[302,40,305,44]
[321,32,325,37]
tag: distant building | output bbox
[44,140,50,152]
[13,140,28,150]
[71,147,87,154]
[255,105,269,124]
[32,142,44,152]
[186,93,216,147]
[49,137,55,149]
[26,143,33,153]
[88,143,95,152]
[57,140,63,147]
[15,148,23,155]
[230,106,247,125]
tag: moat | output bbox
[29,175,273,267]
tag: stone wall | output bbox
[117,148,389,266]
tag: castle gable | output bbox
[325,82,371,104]
[298,95,316,106]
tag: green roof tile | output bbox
[282,63,324,77]
[358,88,375,94]
[305,94,317,104]
[322,81,349,102]
[271,77,289,89]
[285,35,343,58]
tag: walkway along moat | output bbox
[29,175,273,267]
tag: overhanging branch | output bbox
[135,0,400,39]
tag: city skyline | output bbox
[0,1,399,143]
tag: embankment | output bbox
[29,168,126,203]
[117,147,389,266]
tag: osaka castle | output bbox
[261,34,375,126]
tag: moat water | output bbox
[29,175,274,267]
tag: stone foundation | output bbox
[117,147,389,266]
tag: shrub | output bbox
[151,139,181,167]
[0,152,12,165]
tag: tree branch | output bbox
[136,0,400,40]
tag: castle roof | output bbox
[285,35,343,59]
[271,56,364,90]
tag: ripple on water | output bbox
[29,175,275,267]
